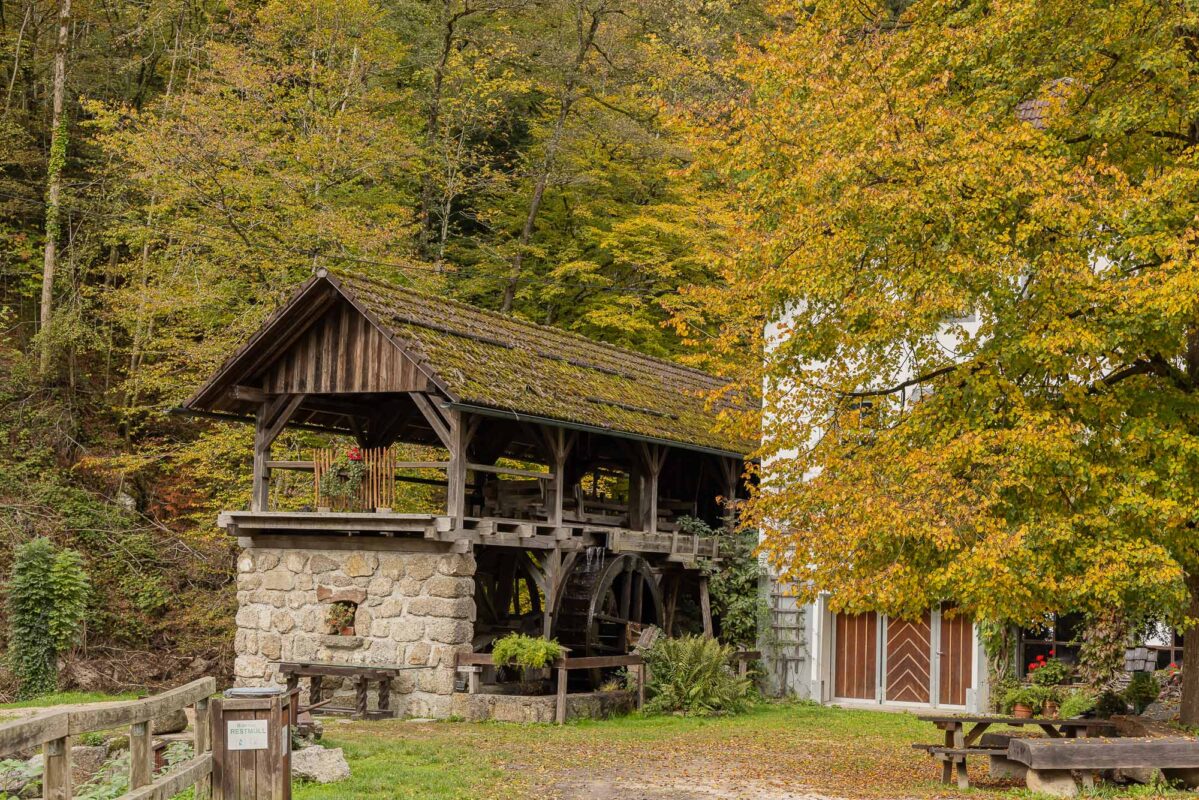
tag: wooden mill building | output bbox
[184,269,756,718]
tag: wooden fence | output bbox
[456,652,645,724]
[313,446,396,511]
[0,677,215,800]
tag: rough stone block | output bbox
[377,599,405,617]
[309,554,338,573]
[426,576,471,599]
[316,585,366,604]
[237,573,262,591]
[292,635,319,661]
[237,553,254,573]
[398,578,424,596]
[272,611,296,633]
[367,577,394,597]
[406,558,436,581]
[424,618,473,645]
[1025,769,1078,798]
[285,552,308,573]
[436,553,475,577]
[378,555,407,579]
[260,633,283,660]
[344,553,378,577]
[370,619,392,638]
[368,639,398,663]
[234,654,269,679]
[407,642,431,666]
[253,551,280,571]
[296,573,313,590]
[392,618,424,642]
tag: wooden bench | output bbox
[277,660,419,719]
[1008,736,1199,797]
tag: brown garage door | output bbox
[938,611,973,706]
[833,612,878,700]
[886,613,931,704]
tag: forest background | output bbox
[0,0,768,691]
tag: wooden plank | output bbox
[119,754,213,800]
[42,735,70,800]
[131,720,153,788]
[834,612,878,701]
[194,697,212,800]
[265,460,314,471]
[68,678,216,735]
[467,463,553,480]
[1009,737,1199,770]
[0,711,68,755]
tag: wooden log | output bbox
[1008,737,1199,770]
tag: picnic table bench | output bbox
[914,714,1114,788]
[1008,736,1199,797]
[277,660,426,719]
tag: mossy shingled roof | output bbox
[332,272,755,456]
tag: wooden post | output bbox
[555,664,568,724]
[542,547,562,639]
[251,394,304,512]
[42,735,70,800]
[699,575,713,638]
[543,427,574,527]
[637,663,646,710]
[195,697,212,800]
[131,720,153,788]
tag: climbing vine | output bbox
[7,537,90,698]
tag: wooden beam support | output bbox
[542,547,562,640]
[699,575,714,639]
[252,393,305,512]
[409,392,452,448]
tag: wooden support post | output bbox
[311,675,323,705]
[378,678,391,716]
[354,676,368,719]
[542,427,575,527]
[195,697,212,800]
[556,665,568,724]
[251,393,304,512]
[131,720,153,788]
[637,663,646,710]
[543,547,562,640]
[42,735,70,800]
[699,575,713,638]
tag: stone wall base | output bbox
[450,690,637,724]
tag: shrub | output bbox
[7,537,90,699]
[1124,672,1161,715]
[683,518,767,649]
[1095,690,1128,718]
[643,636,753,716]
[1059,688,1097,719]
[491,633,563,670]
[1002,685,1048,713]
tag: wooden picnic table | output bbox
[915,714,1115,788]
[277,660,426,720]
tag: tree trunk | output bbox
[38,0,70,376]
[500,5,601,313]
[1181,574,1199,725]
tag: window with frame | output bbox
[1018,613,1082,676]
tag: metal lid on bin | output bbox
[224,687,287,698]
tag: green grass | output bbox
[0,690,138,709]
[291,701,1196,800]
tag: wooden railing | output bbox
[0,677,215,800]
[313,446,397,511]
[456,652,645,724]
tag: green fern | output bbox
[643,636,754,716]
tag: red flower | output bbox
[1037,654,1046,662]
[347,446,363,461]
[1049,649,1056,656]
[1171,663,1178,669]
[1028,662,1038,670]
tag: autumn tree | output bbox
[693,0,1199,721]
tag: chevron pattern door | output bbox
[885,613,931,704]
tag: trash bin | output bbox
[212,687,295,799]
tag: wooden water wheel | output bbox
[553,553,663,684]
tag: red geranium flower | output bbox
[1049,649,1056,656]
[1171,663,1178,669]
[1028,662,1038,670]
[347,446,363,461]
[1037,654,1046,662]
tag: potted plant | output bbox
[492,633,565,692]
[1004,686,1044,719]
[319,446,367,507]
[1028,652,1070,687]
[1042,687,1062,718]
[326,602,356,636]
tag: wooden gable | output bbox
[263,301,428,395]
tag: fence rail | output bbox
[456,652,645,724]
[0,677,216,800]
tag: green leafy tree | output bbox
[7,537,90,698]
[691,0,1199,723]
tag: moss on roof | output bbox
[334,272,755,455]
